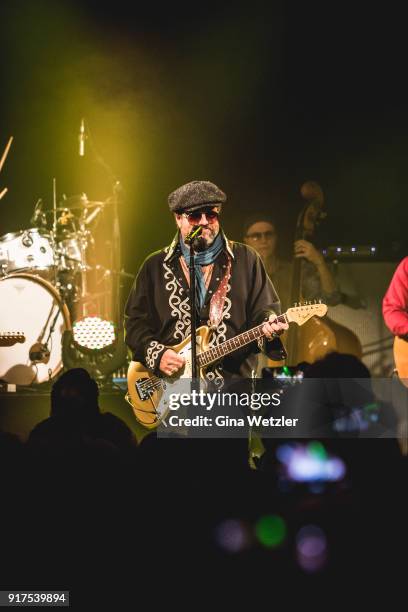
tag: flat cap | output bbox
[168,180,226,213]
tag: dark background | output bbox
[1,0,407,276]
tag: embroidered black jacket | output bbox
[124,232,286,382]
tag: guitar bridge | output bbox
[135,377,165,401]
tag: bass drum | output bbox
[0,273,71,385]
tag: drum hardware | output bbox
[21,230,34,247]
[0,123,127,386]
[57,209,75,226]
[44,202,106,213]
[29,342,50,364]
[53,192,107,212]
[0,137,13,203]
[35,296,65,365]
[83,205,103,225]
[30,199,47,227]
[0,136,13,175]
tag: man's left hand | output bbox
[262,314,289,340]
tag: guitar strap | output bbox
[208,255,232,329]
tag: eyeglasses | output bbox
[182,208,220,225]
[245,230,276,241]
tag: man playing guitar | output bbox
[124,180,288,386]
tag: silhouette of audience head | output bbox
[27,368,137,458]
[50,368,99,421]
[303,352,370,378]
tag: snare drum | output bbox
[0,228,56,278]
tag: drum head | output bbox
[0,274,70,385]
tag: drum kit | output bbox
[0,191,127,386]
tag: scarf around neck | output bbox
[179,232,224,309]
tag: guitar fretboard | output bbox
[197,313,288,368]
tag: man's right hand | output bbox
[159,349,185,377]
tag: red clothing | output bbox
[383,256,408,336]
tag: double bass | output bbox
[273,181,362,366]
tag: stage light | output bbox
[62,328,128,385]
[72,316,116,352]
[215,519,251,553]
[296,525,328,572]
[276,441,346,483]
[255,515,286,548]
[308,440,327,461]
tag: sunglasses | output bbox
[182,208,220,225]
[245,230,276,241]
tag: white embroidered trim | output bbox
[146,340,165,370]
[205,283,232,386]
[205,367,224,388]
[163,261,191,341]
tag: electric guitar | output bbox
[393,336,408,387]
[0,332,25,347]
[126,302,328,429]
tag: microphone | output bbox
[29,342,50,363]
[185,225,203,245]
[79,118,85,156]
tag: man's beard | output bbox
[193,228,217,252]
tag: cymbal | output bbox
[44,202,105,213]
[57,193,106,210]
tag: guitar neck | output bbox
[197,312,288,368]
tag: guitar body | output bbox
[393,336,408,387]
[268,315,362,367]
[127,326,211,428]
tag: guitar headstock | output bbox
[286,301,328,326]
[0,332,26,347]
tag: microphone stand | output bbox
[63,118,127,386]
[189,241,198,380]
[185,226,203,384]
[84,119,122,326]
